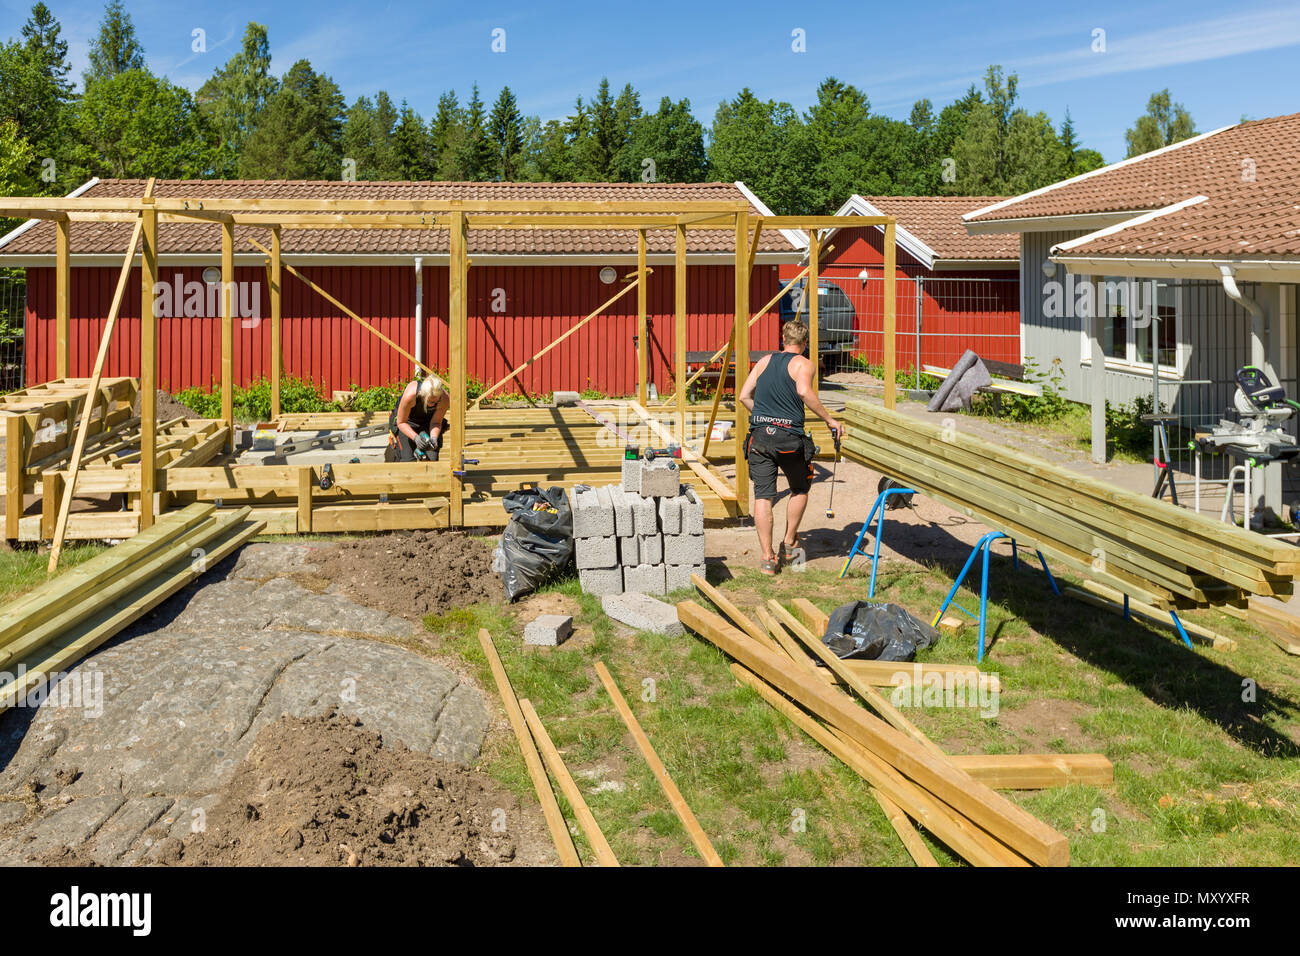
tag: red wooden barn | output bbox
[1,180,803,397]
[780,195,1021,372]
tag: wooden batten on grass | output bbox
[679,600,1069,866]
[477,629,581,867]
[594,660,724,867]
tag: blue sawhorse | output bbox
[1118,593,1195,650]
[839,485,917,599]
[931,532,1060,662]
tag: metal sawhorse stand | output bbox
[839,485,918,599]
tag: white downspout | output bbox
[414,257,424,378]
[1220,264,1266,370]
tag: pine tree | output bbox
[84,0,145,87]
[487,86,524,180]
[21,3,70,97]
[453,84,494,181]
[393,102,433,179]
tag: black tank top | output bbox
[390,384,436,433]
[752,352,804,429]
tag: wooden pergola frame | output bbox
[2,193,897,562]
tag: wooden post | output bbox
[221,221,234,442]
[297,466,313,532]
[808,231,820,390]
[270,226,282,421]
[637,229,648,406]
[448,209,467,527]
[675,224,687,443]
[55,218,70,380]
[733,210,750,513]
[140,201,158,530]
[883,220,897,410]
[5,415,20,542]
[41,472,60,539]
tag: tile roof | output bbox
[855,195,1017,261]
[0,179,802,259]
[964,112,1300,262]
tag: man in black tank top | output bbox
[738,320,845,575]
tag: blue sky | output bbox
[3,0,1298,162]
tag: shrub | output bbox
[977,357,1071,423]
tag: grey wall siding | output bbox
[1020,229,1262,419]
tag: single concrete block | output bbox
[621,458,641,495]
[639,533,663,565]
[665,563,706,593]
[576,535,619,570]
[664,533,706,567]
[579,567,624,596]
[658,496,682,535]
[525,614,573,647]
[601,593,684,637]
[631,494,658,536]
[618,535,640,567]
[572,485,615,538]
[610,487,635,537]
[681,487,705,535]
[638,460,681,498]
[553,390,581,406]
[622,563,666,596]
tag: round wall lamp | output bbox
[598,266,618,285]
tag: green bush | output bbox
[1105,394,1160,459]
[976,357,1071,423]
[175,375,333,423]
[351,382,405,413]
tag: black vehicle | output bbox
[779,278,857,360]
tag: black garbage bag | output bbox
[822,601,939,663]
[493,486,575,602]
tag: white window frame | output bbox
[1079,276,1186,377]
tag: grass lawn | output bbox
[0,542,107,603]
[425,558,1300,867]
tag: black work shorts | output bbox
[746,425,814,501]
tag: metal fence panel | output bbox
[0,269,25,393]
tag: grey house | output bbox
[963,112,1300,460]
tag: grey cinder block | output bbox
[618,535,640,567]
[622,563,666,596]
[638,460,680,498]
[681,487,705,535]
[621,458,641,495]
[663,533,705,567]
[632,494,658,536]
[576,535,619,570]
[601,593,684,637]
[638,533,663,565]
[571,485,615,538]
[525,614,574,646]
[610,487,634,537]
[658,496,681,534]
[579,567,624,596]
[665,563,706,593]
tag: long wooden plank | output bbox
[47,214,146,571]
[627,401,736,502]
[690,573,778,651]
[730,665,1025,867]
[872,790,939,866]
[594,660,724,867]
[950,754,1114,790]
[679,601,1068,866]
[477,629,581,868]
[519,698,620,867]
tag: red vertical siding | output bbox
[25,261,781,397]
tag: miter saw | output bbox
[1198,366,1300,460]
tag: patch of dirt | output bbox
[156,713,548,867]
[133,388,200,422]
[310,531,502,619]
[995,698,1100,751]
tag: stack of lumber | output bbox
[0,502,263,711]
[840,401,1299,609]
[679,579,1116,867]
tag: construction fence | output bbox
[0,269,24,394]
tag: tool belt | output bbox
[745,421,815,465]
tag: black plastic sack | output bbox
[822,601,939,663]
[493,486,575,602]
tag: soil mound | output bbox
[310,531,501,618]
[133,388,201,422]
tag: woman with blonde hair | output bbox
[386,374,450,462]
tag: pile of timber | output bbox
[840,401,1299,609]
[679,580,1106,866]
[0,502,263,711]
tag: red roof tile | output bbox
[0,179,801,259]
[855,195,1017,261]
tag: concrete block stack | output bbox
[572,458,705,596]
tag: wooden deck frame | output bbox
[1,191,896,536]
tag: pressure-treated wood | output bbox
[270,226,282,421]
[47,215,146,570]
[679,601,1068,865]
[637,228,648,406]
[872,790,940,866]
[883,222,897,409]
[447,211,467,526]
[733,210,750,514]
[220,220,234,436]
[520,698,620,867]
[477,629,581,867]
[950,753,1114,790]
[690,572,779,651]
[55,218,70,380]
[675,223,687,443]
[594,660,724,867]
[808,230,820,390]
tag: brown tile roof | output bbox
[855,195,1017,261]
[965,112,1300,246]
[0,179,802,259]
